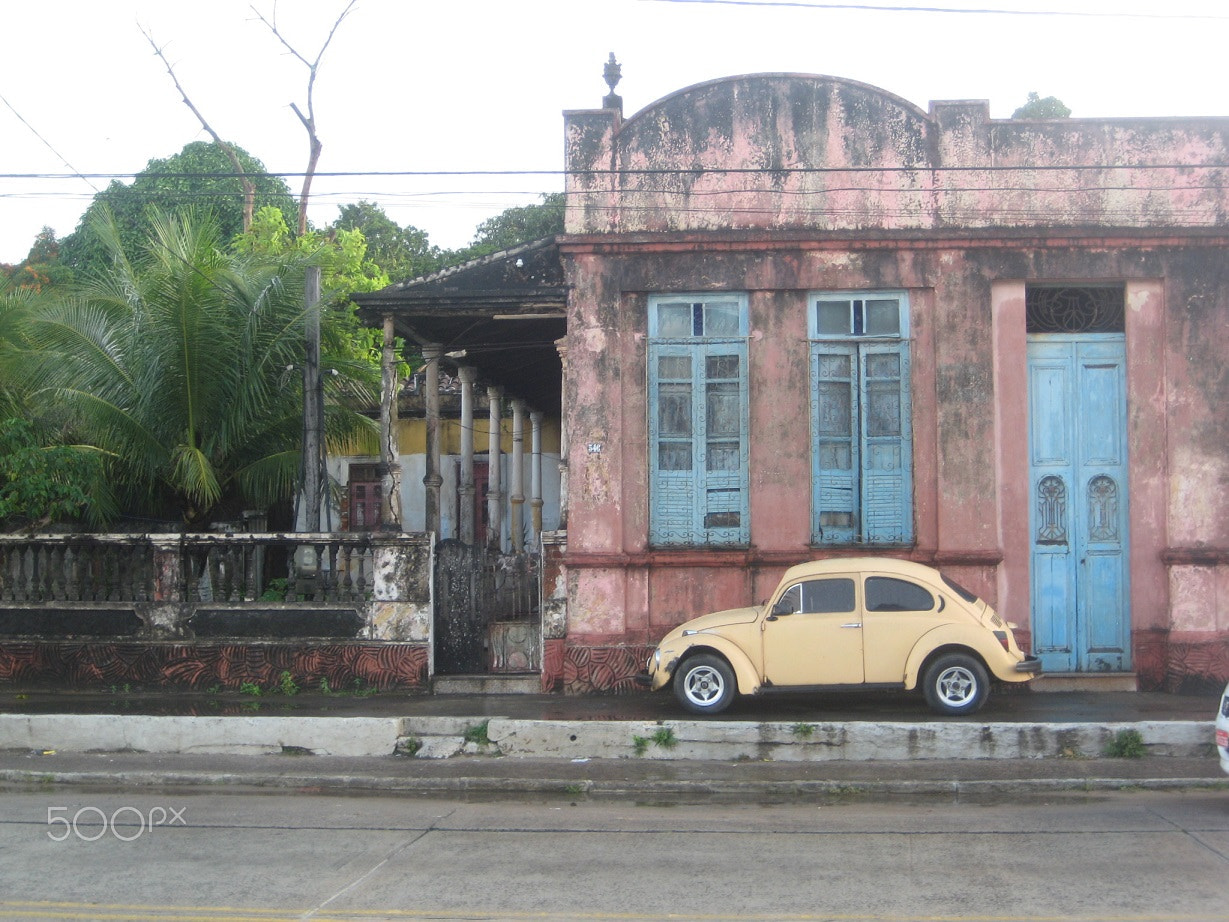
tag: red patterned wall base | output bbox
[0,642,429,691]
[1163,639,1229,694]
[544,642,654,694]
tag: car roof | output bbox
[779,557,944,583]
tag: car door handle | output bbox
[842,622,862,629]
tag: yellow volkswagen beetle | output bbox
[641,558,1040,716]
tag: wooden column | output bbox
[486,386,504,551]
[510,398,526,553]
[555,337,569,530]
[530,409,544,544]
[422,344,442,537]
[378,314,402,530]
[457,365,477,545]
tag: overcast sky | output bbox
[2,0,1226,265]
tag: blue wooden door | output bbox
[1027,338,1130,673]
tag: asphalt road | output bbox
[1,787,1226,921]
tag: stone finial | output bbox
[602,52,622,113]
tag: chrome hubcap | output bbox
[685,666,723,704]
[937,666,976,704]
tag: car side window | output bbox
[800,578,856,613]
[865,576,934,612]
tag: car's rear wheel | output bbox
[922,653,989,716]
[674,654,736,715]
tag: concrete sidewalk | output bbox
[0,687,1223,799]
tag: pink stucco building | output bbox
[544,71,1228,694]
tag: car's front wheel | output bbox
[922,653,989,716]
[673,654,736,715]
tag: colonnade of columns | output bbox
[378,326,569,551]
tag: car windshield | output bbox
[941,573,980,604]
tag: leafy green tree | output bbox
[1013,92,1072,119]
[2,228,76,292]
[0,418,96,530]
[235,205,388,295]
[332,201,445,281]
[446,192,565,265]
[234,205,391,373]
[59,141,297,276]
[16,208,378,527]
[0,284,43,422]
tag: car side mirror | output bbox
[770,598,795,618]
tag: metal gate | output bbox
[433,539,540,675]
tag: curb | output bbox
[0,713,1214,760]
[0,766,1223,801]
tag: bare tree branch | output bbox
[141,24,256,232]
[251,0,358,235]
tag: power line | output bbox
[0,95,102,194]
[3,161,1229,181]
[644,0,1229,20]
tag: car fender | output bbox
[903,624,1021,689]
[668,634,762,696]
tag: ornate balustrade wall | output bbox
[0,533,433,690]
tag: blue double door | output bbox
[1027,337,1130,673]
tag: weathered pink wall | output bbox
[556,73,1229,691]
[566,75,1229,236]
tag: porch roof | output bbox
[353,237,567,414]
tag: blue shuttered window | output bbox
[648,296,749,546]
[810,293,913,546]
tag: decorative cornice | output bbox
[562,547,1003,569]
[557,227,1229,256]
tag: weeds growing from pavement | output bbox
[1104,728,1146,758]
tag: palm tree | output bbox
[14,208,378,528]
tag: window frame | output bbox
[346,463,383,532]
[647,294,750,547]
[809,291,914,547]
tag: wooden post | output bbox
[422,344,442,537]
[555,337,569,530]
[487,386,504,551]
[379,314,402,530]
[531,410,544,544]
[458,365,477,545]
[510,398,526,553]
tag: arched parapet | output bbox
[565,73,943,235]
